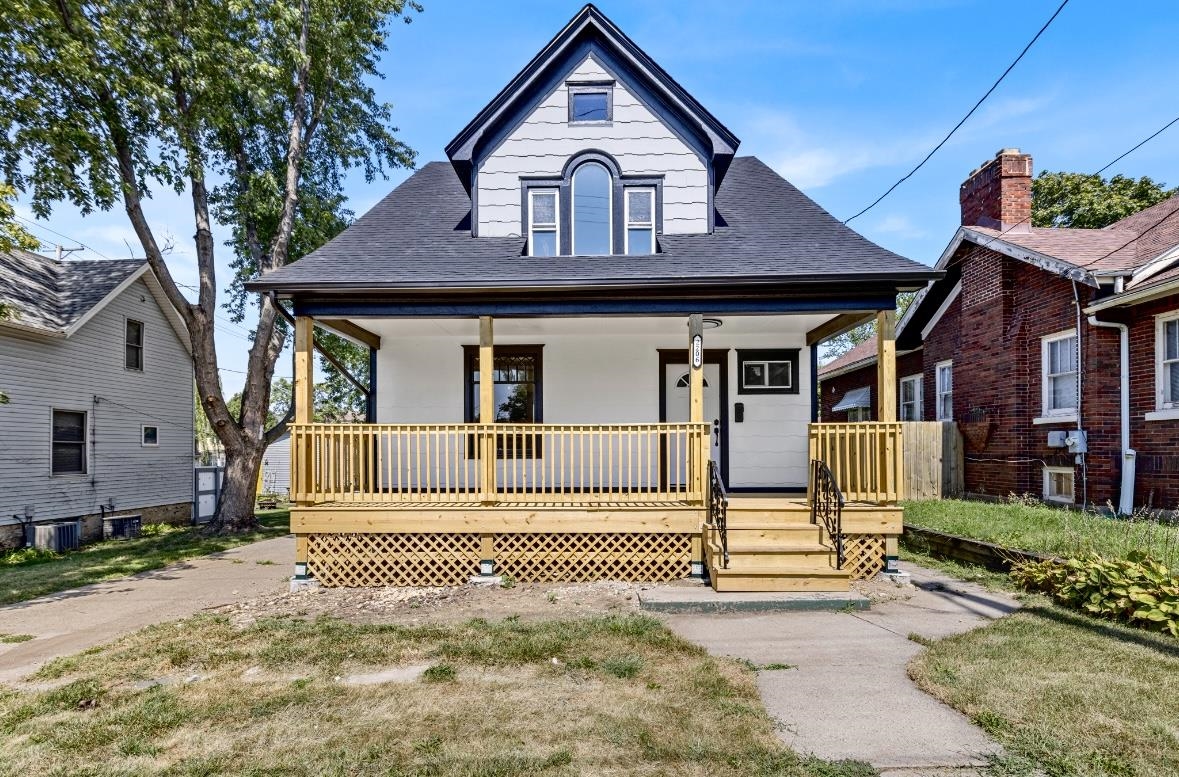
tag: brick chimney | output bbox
[959,148,1033,230]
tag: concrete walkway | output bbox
[663,564,1020,774]
[0,535,293,683]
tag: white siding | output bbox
[370,316,826,489]
[477,55,709,237]
[262,432,291,497]
[0,278,194,526]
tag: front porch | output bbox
[286,312,905,592]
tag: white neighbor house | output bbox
[247,6,938,591]
[0,248,194,548]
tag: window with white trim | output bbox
[1159,312,1179,410]
[1043,466,1075,504]
[900,374,923,421]
[142,425,159,447]
[624,187,655,255]
[527,189,558,257]
[847,406,871,422]
[1041,330,1078,416]
[51,409,87,475]
[935,361,953,421]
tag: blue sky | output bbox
[14,0,1179,394]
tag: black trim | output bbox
[736,348,800,395]
[658,348,729,488]
[810,344,818,423]
[365,347,377,423]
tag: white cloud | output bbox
[874,213,928,240]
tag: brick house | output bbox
[820,149,1179,512]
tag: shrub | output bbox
[0,547,60,567]
[1012,552,1179,637]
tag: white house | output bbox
[0,248,194,548]
[247,5,937,591]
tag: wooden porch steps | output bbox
[705,507,850,592]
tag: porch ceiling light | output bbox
[703,318,723,329]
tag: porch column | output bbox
[292,316,314,583]
[876,310,897,422]
[479,316,496,503]
[687,314,704,423]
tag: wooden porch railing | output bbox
[290,422,710,506]
[808,422,904,504]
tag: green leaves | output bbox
[1012,554,1179,638]
[1032,171,1177,229]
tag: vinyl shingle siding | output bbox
[0,277,194,526]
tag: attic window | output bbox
[568,84,611,123]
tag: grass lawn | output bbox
[910,598,1179,777]
[0,613,873,777]
[0,509,290,606]
[904,499,1179,568]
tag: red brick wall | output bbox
[1125,296,1179,510]
[818,350,922,422]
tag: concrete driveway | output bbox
[663,564,1021,774]
[0,535,293,684]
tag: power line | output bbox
[844,0,1070,224]
[13,215,118,261]
[1076,199,1179,270]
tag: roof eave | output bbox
[1084,276,1179,313]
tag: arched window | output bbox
[572,162,612,255]
[675,373,710,388]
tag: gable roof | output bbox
[444,4,740,194]
[246,156,939,295]
[0,249,190,349]
[818,335,878,378]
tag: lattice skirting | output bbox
[306,532,693,587]
[842,534,886,580]
[307,533,481,587]
[495,532,692,583]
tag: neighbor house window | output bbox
[142,426,159,447]
[1041,330,1078,417]
[847,406,871,422]
[51,409,87,475]
[737,349,799,395]
[625,188,655,255]
[568,85,611,123]
[935,360,953,421]
[1159,312,1179,410]
[125,318,144,371]
[1043,466,1075,504]
[900,374,923,421]
[572,162,612,255]
[528,189,559,257]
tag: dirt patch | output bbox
[211,579,656,626]
[852,574,916,605]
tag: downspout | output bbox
[1072,282,1087,508]
[1088,314,1134,515]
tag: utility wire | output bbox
[13,214,118,261]
[844,0,1069,224]
[1075,198,1179,270]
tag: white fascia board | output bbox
[920,280,962,340]
[960,228,1098,287]
[1084,276,1179,313]
[63,263,150,337]
[1129,244,1179,288]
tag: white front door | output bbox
[664,362,723,469]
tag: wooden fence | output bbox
[901,421,963,500]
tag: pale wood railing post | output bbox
[479,317,497,503]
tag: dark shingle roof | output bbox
[247,157,937,293]
[818,335,878,377]
[0,249,145,333]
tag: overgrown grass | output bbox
[898,542,1019,592]
[910,599,1179,777]
[0,510,289,606]
[904,499,1179,568]
[0,613,875,776]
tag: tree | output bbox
[1032,172,1177,229]
[0,0,418,531]
[821,293,915,361]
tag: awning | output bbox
[832,386,872,412]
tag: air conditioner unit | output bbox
[103,514,142,540]
[33,521,81,553]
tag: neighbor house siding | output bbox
[476,55,709,238]
[0,277,194,529]
[1125,295,1179,509]
[818,349,922,422]
[262,432,292,497]
[371,317,813,488]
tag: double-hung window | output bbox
[900,374,923,421]
[624,188,655,255]
[935,361,953,421]
[125,319,144,371]
[52,409,87,475]
[528,189,559,257]
[464,345,543,458]
[1041,331,1078,418]
[1159,313,1179,411]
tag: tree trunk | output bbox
[211,443,266,533]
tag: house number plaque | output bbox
[691,334,703,368]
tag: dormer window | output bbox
[528,189,559,257]
[572,162,612,255]
[625,188,655,255]
[568,84,612,123]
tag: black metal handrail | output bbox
[707,459,729,568]
[810,459,845,569]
